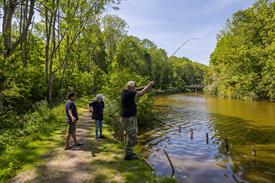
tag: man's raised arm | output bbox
[136,81,155,97]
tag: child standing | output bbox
[89,94,105,139]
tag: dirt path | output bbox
[9,110,99,183]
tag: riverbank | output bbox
[1,98,176,183]
[153,88,186,95]
[153,88,204,95]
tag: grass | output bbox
[0,98,87,182]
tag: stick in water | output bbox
[225,138,229,152]
[252,146,256,157]
[190,128,193,140]
[164,149,175,177]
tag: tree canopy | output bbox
[206,0,275,100]
[0,0,206,115]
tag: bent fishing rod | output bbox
[167,37,199,61]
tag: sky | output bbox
[107,0,256,65]
[0,0,256,65]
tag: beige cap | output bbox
[126,81,137,87]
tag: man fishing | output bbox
[120,80,155,160]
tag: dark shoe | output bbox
[96,137,101,141]
[124,154,138,160]
[100,135,107,139]
[64,146,72,150]
[74,143,83,147]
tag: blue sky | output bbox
[107,0,256,65]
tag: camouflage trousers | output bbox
[121,117,138,156]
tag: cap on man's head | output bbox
[126,81,137,87]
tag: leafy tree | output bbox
[206,0,275,100]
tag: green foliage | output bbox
[137,95,155,126]
[206,0,275,100]
[170,56,207,87]
[0,101,65,181]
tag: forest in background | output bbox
[0,0,206,118]
[206,0,275,100]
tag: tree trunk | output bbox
[3,0,16,58]
[21,0,28,67]
[47,0,58,103]
[0,93,4,113]
[3,0,35,59]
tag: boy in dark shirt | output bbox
[65,92,82,150]
[89,94,105,139]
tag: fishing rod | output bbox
[167,37,199,61]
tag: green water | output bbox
[141,93,275,183]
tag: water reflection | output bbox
[141,93,275,183]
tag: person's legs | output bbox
[65,122,74,149]
[65,121,82,149]
[65,133,71,148]
[99,120,103,137]
[95,120,99,138]
[130,117,137,149]
[72,132,78,144]
[124,117,137,160]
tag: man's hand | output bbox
[71,116,77,122]
[149,81,156,88]
[137,81,156,97]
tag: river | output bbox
[140,93,275,183]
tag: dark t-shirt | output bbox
[89,100,104,120]
[120,89,137,118]
[65,100,78,122]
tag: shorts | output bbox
[67,121,76,134]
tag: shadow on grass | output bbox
[1,128,66,182]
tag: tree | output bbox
[206,0,275,100]
[2,0,35,59]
